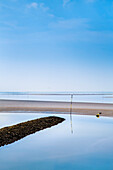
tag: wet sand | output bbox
[0,99,113,117]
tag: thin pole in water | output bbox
[70,94,73,134]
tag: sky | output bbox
[0,0,113,92]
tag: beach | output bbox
[0,99,113,117]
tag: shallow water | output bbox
[0,113,113,170]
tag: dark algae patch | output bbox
[0,116,65,147]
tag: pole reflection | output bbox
[70,94,73,134]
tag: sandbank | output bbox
[0,99,113,117]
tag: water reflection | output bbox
[0,113,113,170]
[70,94,73,134]
[0,116,65,147]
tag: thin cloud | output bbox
[48,14,55,18]
[49,18,89,30]
[39,3,49,12]
[0,3,15,10]
[27,2,49,12]
[27,2,38,9]
[63,0,70,7]
[86,0,96,3]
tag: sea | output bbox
[0,91,113,103]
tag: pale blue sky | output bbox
[0,0,113,92]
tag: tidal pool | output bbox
[0,113,113,170]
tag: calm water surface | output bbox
[0,92,113,103]
[0,113,113,170]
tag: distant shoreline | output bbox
[0,92,113,95]
[0,99,113,117]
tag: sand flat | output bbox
[0,99,113,117]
